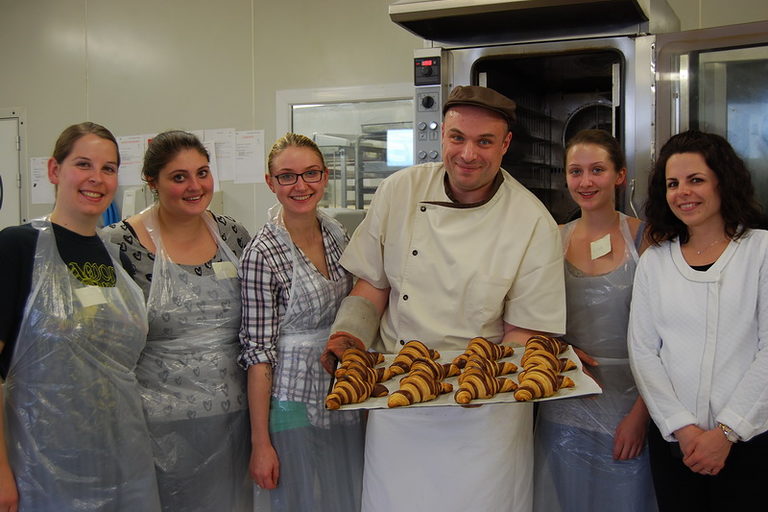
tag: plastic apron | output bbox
[533,213,656,512]
[261,205,363,512]
[3,218,161,512]
[363,202,533,512]
[138,207,251,512]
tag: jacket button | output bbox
[400,339,405,345]
[420,206,426,212]
[412,250,418,256]
[403,295,408,301]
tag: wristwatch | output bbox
[717,423,739,443]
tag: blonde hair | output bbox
[267,133,325,174]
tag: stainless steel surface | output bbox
[390,0,679,45]
[411,36,655,222]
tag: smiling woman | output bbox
[0,122,162,511]
[629,130,768,511]
[238,132,364,511]
[103,130,253,512]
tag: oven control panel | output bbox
[414,55,443,164]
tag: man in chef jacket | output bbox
[323,85,566,512]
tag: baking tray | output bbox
[328,344,602,410]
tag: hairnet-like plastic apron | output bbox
[3,218,161,511]
[534,213,656,512]
[261,205,364,512]
[138,207,251,512]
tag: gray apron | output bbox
[534,213,656,512]
[137,207,251,512]
[4,218,160,511]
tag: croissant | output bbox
[383,340,440,381]
[513,366,575,402]
[409,357,460,381]
[457,354,517,384]
[452,337,515,368]
[520,335,567,364]
[454,368,517,404]
[520,350,561,369]
[520,356,577,375]
[326,363,388,410]
[387,371,453,408]
[335,348,386,381]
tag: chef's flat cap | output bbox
[443,86,517,128]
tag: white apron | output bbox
[137,207,251,512]
[4,219,160,511]
[363,201,534,512]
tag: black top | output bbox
[0,223,133,379]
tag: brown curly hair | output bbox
[645,130,764,245]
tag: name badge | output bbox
[590,234,612,260]
[213,261,238,280]
[75,285,108,307]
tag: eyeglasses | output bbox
[272,169,324,186]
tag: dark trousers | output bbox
[648,422,768,511]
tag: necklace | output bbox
[691,237,727,255]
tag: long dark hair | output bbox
[645,130,763,245]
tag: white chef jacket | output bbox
[341,162,566,353]
[628,230,768,442]
[340,162,566,512]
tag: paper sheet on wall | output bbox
[201,141,221,191]
[200,128,236,181]
[30,157,55,205]
[117,134,152,186]
[234,130,265,184]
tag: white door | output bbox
[0,117,21,229]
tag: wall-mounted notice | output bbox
[194,128,236,181]
[117,134,153,186]
[235,130,265,184]
[30,156,55,204]
[201,140,221,191]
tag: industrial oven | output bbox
[390,0,768,222]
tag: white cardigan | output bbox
[628,229,768,442]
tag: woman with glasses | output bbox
[239,133,364,511]
[104,130,253,511]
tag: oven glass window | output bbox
[292,99,414,210]
[693,46,768,208]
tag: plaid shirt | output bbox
[237,220,348,371]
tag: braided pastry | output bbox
[383,340,440,381]
[452,337,515,368]
[454,368,517,404]
[457,354,517,384]
[513,366,575,402]
[326,363,388,410]
[387,371,453,408]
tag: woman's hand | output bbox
[572,346,599,380]
[613,407,647,460]
[250,441,280,490]
[680,427,732,476]
[0,462,19,512]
